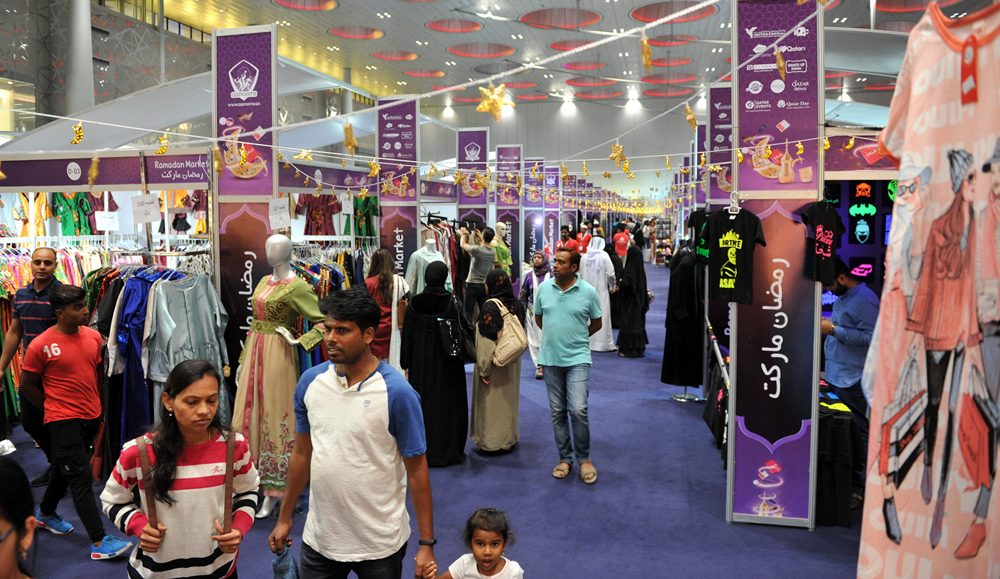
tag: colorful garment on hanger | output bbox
[188,190,209,235]
[15,192,52,237]
[295,193,342,236]
[53,192,92,236]
[348,194,379,238]
[84,192,120,235]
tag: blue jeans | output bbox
[301,542,407,579]
[829,380,869,495]
[543,364,591,464]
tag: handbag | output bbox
[272,549,300,579]
[487,298,528,367]
[439,297,476,363]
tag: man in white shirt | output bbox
[269,286,436,579]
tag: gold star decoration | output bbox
[409,167,416,176]
[358,187,369,198]
[531,163,540,180]
[368,161,380,177]
[295,169,300,179]
[603,171,611,179]
[0,160,5,181]
[87,156,100,187]
[400,175,410,191]
[316,181,324,194]
[665,156,672,170]
[796,141,804,155]
[453,170,467,187]
[641,31,653,75]
[381,181,392,195]
[474,172,490,192]
[609,144,626,168]
[70,121,83,145]
[213,145,223,177]
[155,133,169,155]
[700,153,706,167]
[561,165,569,181]
[583,161,589,176]
[476,84,514,122]
[823,137,830,150]
[656,171,661,178]
[775,48,786,82]
[342,159,347,167]
[737,149,744,164]
[293,149,313,162]
[283,160,291,169]
[343,124,359,157]
[516,174,523,193]
[507,172,515,181]
[679,167,690,176]
[304,176,310,186]
[684,103,697,133]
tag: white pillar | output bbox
[65,0,95,114]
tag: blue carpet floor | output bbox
[7,262,861,578]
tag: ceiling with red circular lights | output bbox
[451,97,482,103]
[273,0,337,10]
[372,51,418,61]
[648,34,697,47]
[641,73,698,84]
[566,77,617,87]
[426,19,482,33]
[521,8,601,29]
[404,70,445,78]
[825,71,855,79]
[631,2,718,24]
[651,57,693,67]
[575,89,624,100]
[643,88,694,98]
[549,39,592,52]
[431,85,466,91]
[473,62,525,75]
[876,0,960,12]
[328,26,383,39]
[863,83,897,91]
[874,20,917,32]
[514,93,549,101]
[564,61,605,71]
[503,81,536,88]
[448,43,516,58]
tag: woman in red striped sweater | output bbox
[101,360,260,578]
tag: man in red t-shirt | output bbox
[576,224,592,254]
[556,226,579,252]
[20,284,132,560]
[613,223,631,259]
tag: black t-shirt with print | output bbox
[687,209,711,263]
[706,209,766,304]
[801,202,846,285]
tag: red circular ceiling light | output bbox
[448,42,516,58]
[452,97,482,103]
[515,93,549,101]
[575,89,623,99]
[631,2,718,24]
[876,0,960,12]
[641,73,697,84]
[648,34,697,47]
[521,8,601,30]
[431,85,466,91]
[405,69,445,77]
[550,39,592,51]
[503,81,536,88]
[642,88,694,97]
[329,26,383,39]
[825,70,855,79]
[864,83,897,91]
[427,19,482,33]
[875,20,917,32]
[826,83,843,90]
[373,51,418,61]
[564,61,605,70]
[273,0,337,10]
[566,76,617,87]
[651,57,692,67]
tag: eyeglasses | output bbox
[0,525,15,544]
[898,181,919,196]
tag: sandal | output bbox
[552,462,572,479]
[580,463,598,484]
[535,367,544,380]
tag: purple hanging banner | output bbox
[709,85,734,203]
[458,128,489,205]
[824,135,895,171]
[380,204,418,275]
[213,26,277,197]
[278,163,370,192]
[543,167,560,209]
[377,97,418,200]
[736,0,820,194]
[524,209,544,256]
[696,125,708,206]
[0,153,142,192]
[543,210,559,259]
[496,145,522,208]
[524,157,544,208]
[458,207,487,230]
[420,180,458,201]
[145,152,210,188]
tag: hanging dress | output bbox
[232,276,324,498]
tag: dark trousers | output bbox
[40,418,106,543]
[301,542,407,579]
[829,380,869,495]
[20,399,52,461]
[463,282,488,325]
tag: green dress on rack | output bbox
[53,192,92,236]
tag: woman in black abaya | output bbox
[400,261,469,466]
[605,238,625,329]
[617,245,650,357]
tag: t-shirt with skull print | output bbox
[802,202,847,285]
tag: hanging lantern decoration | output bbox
[341,159,347,167]
[665,156,672,170]
[775,48,786,81]
[684,103,697,133]
[641,31,653,75]
[823,137,831,150]
[87,155,100,188]
[737,149,744,164]
[583,161,589,177]
[531,162,540,180]
[70,121,83,145]
[561,164,570,181]
[343,124,359,157]
[700,152,706,167]
[155,133,169,155]
[213,145,224,177]
[476,84,514,122]
[240,145,248,166]
[796,141,804,155]
[368,160,381,177]
[765,144,772,158]
[609,143,626,168]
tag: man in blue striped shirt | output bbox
[821,259,880,506]
[0,247,62,486]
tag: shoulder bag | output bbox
[439,296,476,363]
[135,432,236,533]
[487,298,528,367]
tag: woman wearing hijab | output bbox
[519,250,552,379]
[605,238,625,329]
[581,236,617,351]
[401,262,470,467]
[617,245,650,357]
[470,269,526,452]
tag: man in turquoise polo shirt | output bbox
[534,247,603,484]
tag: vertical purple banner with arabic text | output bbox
[497,207,520,291]
[736,0,819,194]
[524,157,544,208]
[696,125,708,206]
[496,145,522,208]
[709,85,734,203]
[458,128,489,205]
[377,97,418,200]
[380,205,418,275]
[214,28,276,197]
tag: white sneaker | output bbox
[0,439,15,456]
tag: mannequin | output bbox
[406,238,453,295]
[492,221,512,274]
[232,234,325,519]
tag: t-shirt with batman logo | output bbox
[706,210,766,305]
